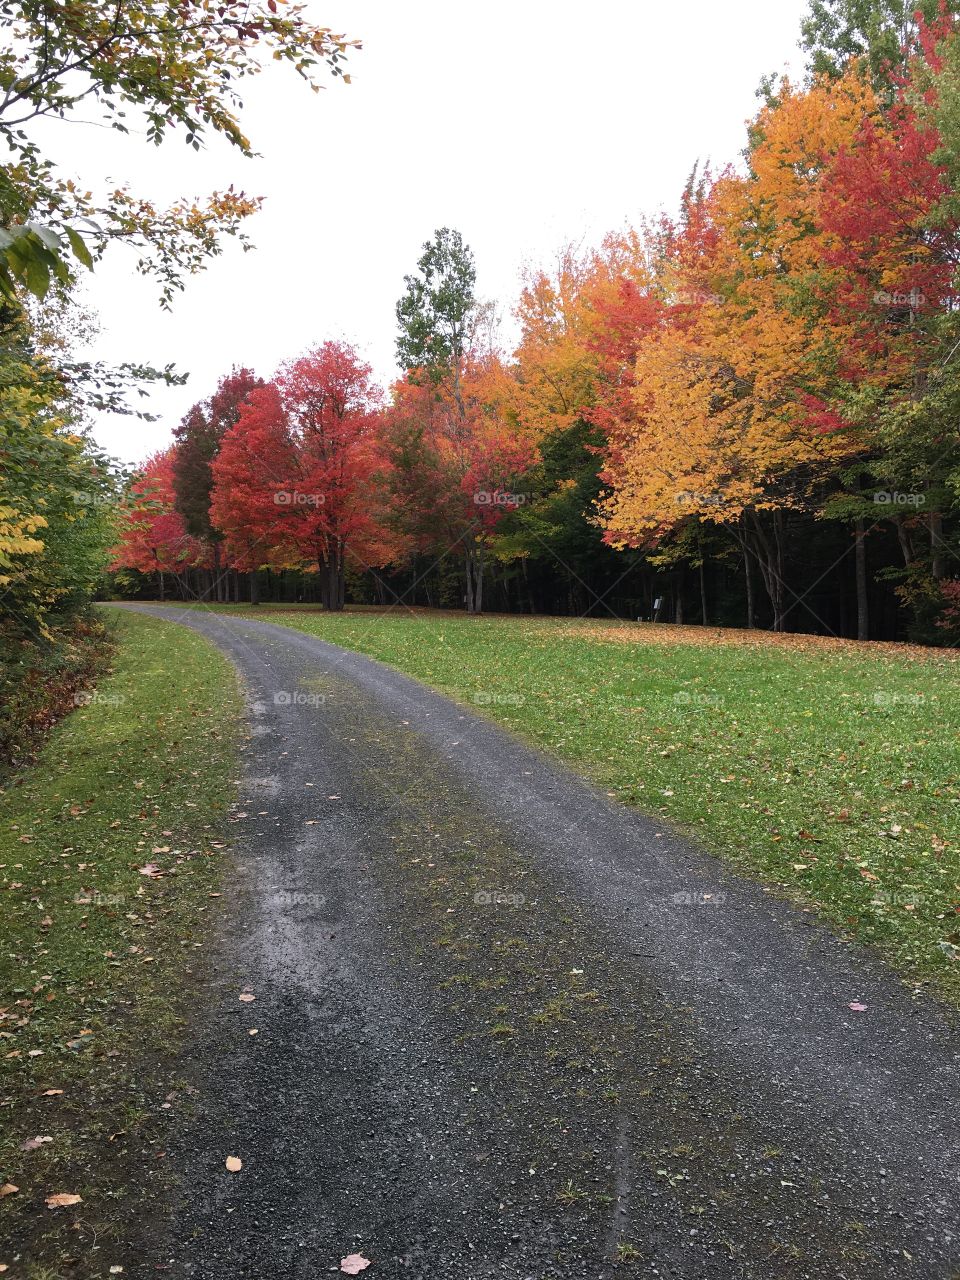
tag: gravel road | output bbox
[116,604,960,1280]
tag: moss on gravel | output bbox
[171,604,960,1004]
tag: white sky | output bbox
[44,0,808,465]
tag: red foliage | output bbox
[111,449,210,575]
[210,342,394,599]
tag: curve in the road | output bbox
[112,604,960,1280]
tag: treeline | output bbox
[115,3,960,642]
[9,0,960,652]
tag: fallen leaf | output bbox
[225,1156,242,1172]
[110,1268,124,1274]
[0,1185,18,1198]
[238,993,255,1003]
[848,1002,868,1012]
[138,863,162,878]
[248,1029,258,1036]
[340,1256,371,1275]
[45,1192,81,1208]
[41,1089,63,1096]
[21,1135,53,1151]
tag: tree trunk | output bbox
[744,547,756,629]
[474,547,485,615]
[464,550,475,614]
[158,570,165,602]
[855,518,869,641]
[895,515,915,567]
[930,511,947,579]
[250,571,260,605]
[699,560,708,626]
[750,514,786,631]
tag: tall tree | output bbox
[172,367,262,597]
[210,343,389,609]
[111,450,207,599]
[396,227,476,411]
[380,361,532,614]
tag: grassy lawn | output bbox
[0,609,241,1276]
[168,602,960,1004]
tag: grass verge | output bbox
[166,602,960,1005]
[0,609,241,1277]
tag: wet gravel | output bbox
[116,605,960,1279]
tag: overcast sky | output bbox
[47,0,809,466]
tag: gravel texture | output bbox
[115,605,960,1279]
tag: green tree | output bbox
[800,0,960,89]
[396,227,476,410]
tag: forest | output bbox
[8,0,960,660]
[108,7,960,643]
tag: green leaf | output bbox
[65,227,94,270]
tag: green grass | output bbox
[0,609,241,1275]
[166,602,960,1003]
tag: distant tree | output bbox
[381,361,532,614]
[396,227,476,410]
[172,367,262,596]
[210,343,388,609]
[111,450,207,599]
